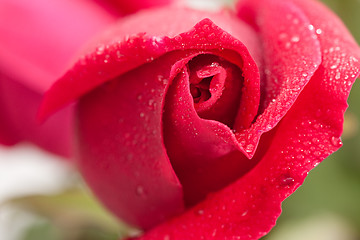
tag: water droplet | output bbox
[291,36,300,42]
[241,210,248,217]
[330,136,342,147]
[278,33,288,40]
[116,50,123,59]
[245,144,254,153]
[312,137,320,144]
[335,72,341,80]
[313,151,322,157]
[316,29,322,35]
[296,154,304,160]
[162,78,169,85]
[139,112,145,118]
[148,99,155,107]
[197,209,204,215]
[136,185,145,196]
[96,45,105,55]
[281,177,295,186]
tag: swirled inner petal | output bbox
[163,60,253,206]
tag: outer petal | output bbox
[39,7,263,162]
[235,0,322,158]
[39,7,261,120]
[0,76,74,155]
[76,52,188,229]
[129,1,360,240]
[0,0,118,155]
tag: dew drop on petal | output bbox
[313,151,322,157]
[330,136,342,147]
[280,176,295,187]
[241,210,248,217]
[245,144,254,153]
[136,185,145,196]
[335,72,341,80]
[291,36,300,42]
[196,209,204,215]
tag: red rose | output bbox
[40,0,360,239]
[0,0,172,156]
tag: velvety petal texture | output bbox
[40,6,262,228]
[39,0,360,239]
[132,0,359,239]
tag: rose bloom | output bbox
[40,0,360,239]
[0,0,172,157]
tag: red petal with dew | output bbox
[40,7,261,229]
[130,0,360,239]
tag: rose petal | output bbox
[129,0,360,239]
[0,75,74,156]
[189,54,243,127]
[39,7,262,159]
[163,52,256,206]
[76,52,188,229]
[235,0,322,158]
[39,7,261,123]
[40,6,262,229]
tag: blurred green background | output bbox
[3,0,360,239]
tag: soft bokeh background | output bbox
[0,0,359,239]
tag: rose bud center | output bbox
[188,54,243,128]
[189,77,211,103]
[163,53,250,206]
